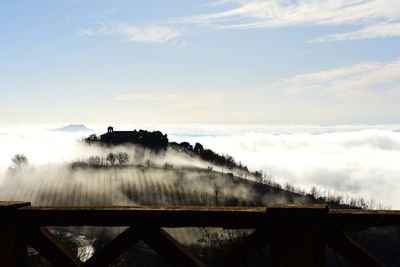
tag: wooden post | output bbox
[268,204,328,267]
[0,201,31,267]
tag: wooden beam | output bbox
[142,227,207,267]
[82,227,141,267]
[27,226,82,267]
[0,202,31,267]
[327,231,387,267]
[15,205,400,229]
[215,228,271,267]
[268,204,328,267]
[18,206,267,227]
[0,201,31,208]
[328,209,400,230]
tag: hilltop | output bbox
[53,124,93,132]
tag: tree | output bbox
[11,154,28,168]
[106,153,116,166]
[310,186,320,199]
[116,152,129,166]
[163,162,173,169]
[194,143,204,154]
[145,159,155,168]
[87,156,101,167]
[179,142,193,151]
[214,183,221,206]
[84,134,99,145]
[253,170,264,184]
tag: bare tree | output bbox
[116,152,129,166]
[83,134,99,145]
[106,153,116,166]
[145,159,155,168]
[163,162,173,169]
[11,154,28,168]
[87,156,101,167]
[253,170,264,184]
[214,183,221,206]
[310,186,320,199]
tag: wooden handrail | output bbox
[15,205,400,228]
[1,202,399,267]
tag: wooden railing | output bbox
[1,202,400,267]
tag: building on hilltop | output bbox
[100,126,137,145]
[100,126,169,151]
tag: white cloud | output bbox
[176,0,400,28]
[310,22,400,42]
[170,0,400,41]
[79,1,400,44]
[276,59,400,99]
[279,62,381,93]
[168,124,400,208]
[3,124,400,208]
[79,22,181,43]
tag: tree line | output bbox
[84,129,168,152]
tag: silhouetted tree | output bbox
[179,142,193,151]
[87,156,101,167]
[84,134,99,145]
[214,183,221,206]
[116,152,129,166]
[106,153,116,166]
[163,162,173,169]
[11,154,28,168]
[145,159,155,168]
[253,170,264,184]
[194,143,204,154]
[310,186,320,198]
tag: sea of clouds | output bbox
[1,123,400,208]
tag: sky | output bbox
[1,0,400,125]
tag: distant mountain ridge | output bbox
[53,124,92,132]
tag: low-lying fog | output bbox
[1,123,400,209]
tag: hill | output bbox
[53,124,92,132]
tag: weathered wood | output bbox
[142,227,207,267]
[0,201,31,208]
[27,226,82,267]
[328,209,400,230]
[0,202,30,267]
[327,231,387,267]
[268,204,328,267]
[15,205,400,228]
[18,206,267,227]
[215,228,271,267]
[2,202,400,267]
[82,227,141,267]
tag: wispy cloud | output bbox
[170,0,400,41]
[178,0,400,28]
[79,1,400,44]
[310,22,400,42]
[276,59,400,99]
[79,22,181,43]
[279,63,381,93]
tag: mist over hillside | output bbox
[1,124,400,208]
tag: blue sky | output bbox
[1,0,400,125]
